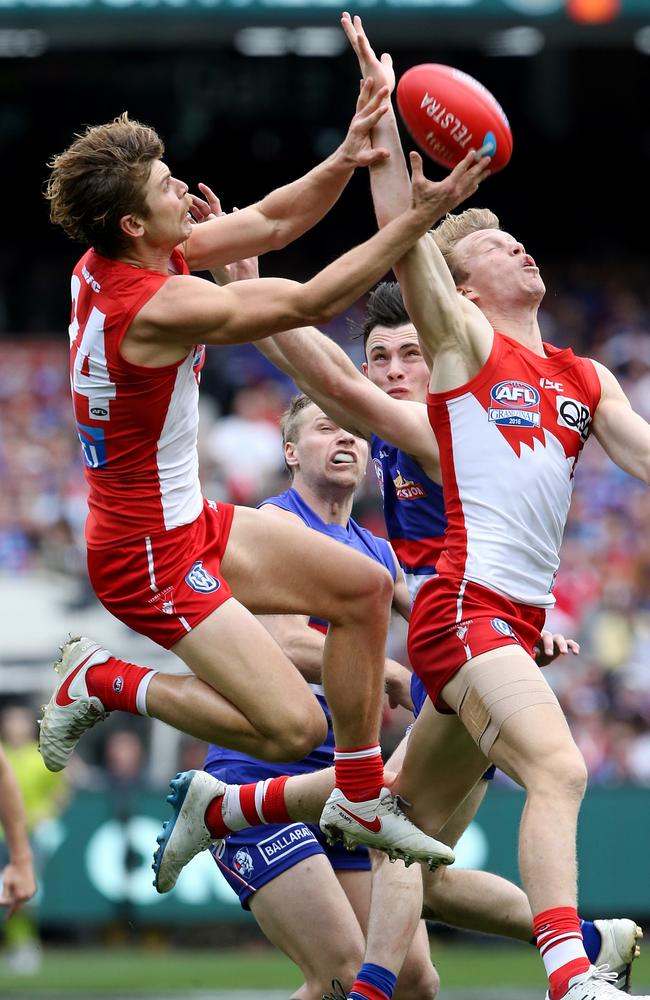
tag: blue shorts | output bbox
[410,674,496,782]
[211,821,370,909]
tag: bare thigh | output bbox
[250,856,366,999]
[172,597,326,755]
[221,505,391,619]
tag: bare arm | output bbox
[183,79,391,272]
[591,361,650,483]
[398,225,494,379]
[341,12,411,226]
[135,156,475,351]
[0,746,36,918]
[258,327,437,466]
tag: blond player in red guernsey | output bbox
[323,13,650,1000]
[39,97,492,878]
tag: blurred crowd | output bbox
[1,265,650,787]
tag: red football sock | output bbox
[334,743,384,801]
[205,775,291,838]
[86,658,155,715]
[534,906,591,1000]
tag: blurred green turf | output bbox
[0,941,647,995]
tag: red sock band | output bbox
[349,982,390,1000]
[86,658,153,714]
[205,775,292,839]
[534,906,590,1000]
[334,743,384,802]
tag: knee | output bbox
[337,563,394,624]
[396,958,440,1000]
[532,744,588,802]
[265,705,328,762]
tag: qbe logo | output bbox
[185,560,221,593]
[488,381,540,428]
[556,396,591,442]
[490,617,515,638]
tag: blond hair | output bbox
[280,394,316,480]
[45,112,164,258]
[432,208,501,283]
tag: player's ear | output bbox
[120,213,145,240]
[361,361,369,377]
[284,441,299,474]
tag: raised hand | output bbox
[339,77,392,168]
[189,184,259,284]
[341,11,395,95]
[409,149,492,225]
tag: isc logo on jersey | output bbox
[488,381,541,428]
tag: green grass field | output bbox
[0,941,648,996]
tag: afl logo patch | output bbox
[185,560,221,593]
[488,381,541,428]
[490,617,515,638]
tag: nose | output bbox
[175,177,189,198]
[336,430,356,447]
[386,359,405,380]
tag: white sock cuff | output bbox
[334,744,381,761]
[135,669,156,717]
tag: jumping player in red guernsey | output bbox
[258,286,641,998]
[39,103,491,884]
[318,14,650,1000]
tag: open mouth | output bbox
[331,451,356,465]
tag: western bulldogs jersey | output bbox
[203,487,396,781]
[370,434,446,599]
[428,332,601,607]
[69,249,205,549]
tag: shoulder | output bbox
[257,501,305,528]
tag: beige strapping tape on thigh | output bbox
[453,648,561,756]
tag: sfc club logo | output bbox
[488,380,541,428]
[491,617,515,638]
[185,560,221,593]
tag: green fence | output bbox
[35,785,650,924]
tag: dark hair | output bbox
[361,282,410,352]
[280,393,315,480]
[45,112,164,258]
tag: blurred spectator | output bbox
[0,706,67,974]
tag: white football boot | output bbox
[546,965,650,1000]
[319,786,455,870]
[594,919,643,992]
[38,637,111,772]
[152,770,226,894]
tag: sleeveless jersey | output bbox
[69,248,205,549]
[428,332,601,607]
[370,434,446,599]
[203,487,396,780]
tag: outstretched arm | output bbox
[591,361,650,483]
[341,11,411,226]
[183,79,391,271]
[258,327,436,463]
[136,153,482,350]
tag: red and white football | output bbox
[396,64,513,174]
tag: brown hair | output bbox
[431,208,501,283]
[280,394,315,480]
[361,281,410,352]
[45,112,164,258]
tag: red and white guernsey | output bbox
[428,332,602,608]
[69,248,205,549]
